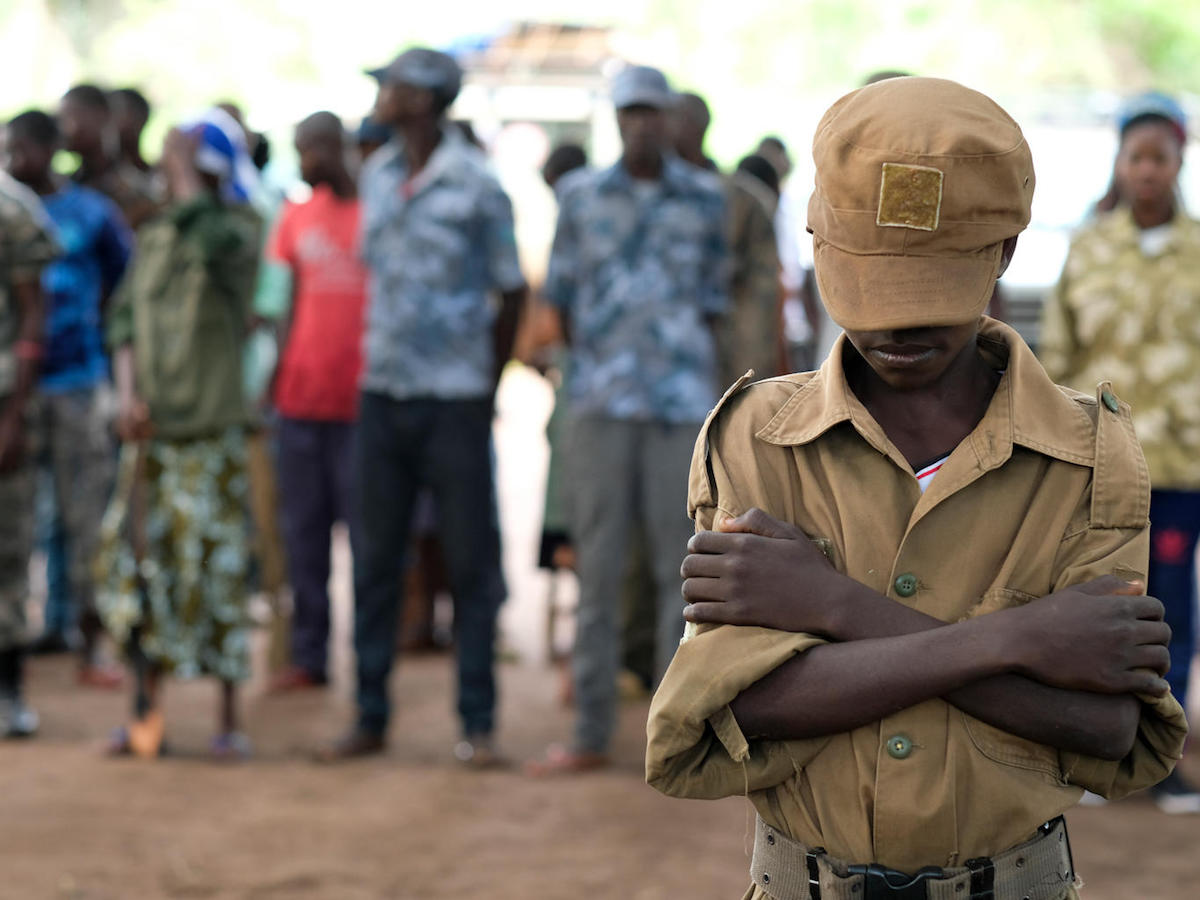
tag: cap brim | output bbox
[814,241,1001,331]
[614,91,674,111]
[366,66,389,81]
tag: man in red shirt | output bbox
[265,112,367,691]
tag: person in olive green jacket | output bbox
[95,111,261,760]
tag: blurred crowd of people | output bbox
[0,49,1195,806]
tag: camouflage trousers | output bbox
[95,429,252,681]
[0,398,38,652]
[34,386,115,627]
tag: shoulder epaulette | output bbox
[688,370,757,514]
[1090,381,1150,529]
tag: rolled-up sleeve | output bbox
[646,619,827,799]
[646,394,828,798]
[1052,521,1188,799]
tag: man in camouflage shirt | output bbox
[671,90,782,389]
[0,171,59,737]
[530,65,729,774]
[318,48,527,764]
[59,84,162,231]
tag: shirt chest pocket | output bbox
[659,214,707,274]
[958,587,1064,784]
[412,196,474,269]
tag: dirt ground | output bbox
[0,646,1197,900]
[3,371,1197,899]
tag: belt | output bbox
[750,815,1076,900]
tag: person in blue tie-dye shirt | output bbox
[316,47,527,766]
[527,65,730,775]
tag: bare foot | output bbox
[266,665,327,694]
[524,743,608,777]
[557,663,574,708]
[78,664,125,690]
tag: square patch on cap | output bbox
[877,162,943,231]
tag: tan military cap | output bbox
[808,77,1034,331]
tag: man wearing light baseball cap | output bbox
[532,63,728,775]
[648,77,1185,897]
[317,46,527,766]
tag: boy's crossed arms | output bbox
[680,508,1170,760]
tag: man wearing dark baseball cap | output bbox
[317,47,527,766]
[366,48,463,108]
[648,76,1185,897]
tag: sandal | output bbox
[524,743,609,777]
[104,725,133,757]
[104,724,168,758]
[210,731,252,762]
[453,735,506,770]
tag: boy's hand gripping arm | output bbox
[682,509,1169,760]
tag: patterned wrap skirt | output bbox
[94,428,251,681]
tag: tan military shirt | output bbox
[717,172,781,390]
[1040,208,1200,490]
[646,319,1186,893]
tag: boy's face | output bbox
[58,97,105,155]
[111,99,147,150]
[843,320,981,391]
[4,130,53,185]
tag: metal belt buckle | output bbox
[846,863,945,900]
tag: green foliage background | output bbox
[2,0,1196,164]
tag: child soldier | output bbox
[647,77,1186,900]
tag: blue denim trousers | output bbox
[1148,489,1200,710]
[352,392,502,738]
[276,418,355,679]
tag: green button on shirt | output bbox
[886,735,914,760]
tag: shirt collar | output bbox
[1100,205,1200,252]
[382,125,470,194]
[755,317,1097,468]
[596,153,696,197]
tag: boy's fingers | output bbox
[717,507,802,540]
[1132,594,1165,620]
[682,601,734,625]
[681,576,727,603]
[1077,575,1141,596]
[680,553,725,579]
[688,530,738,554]
[1112,580,1144,596]
[1133,644,1171,677]
[1139,675,1171,697]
